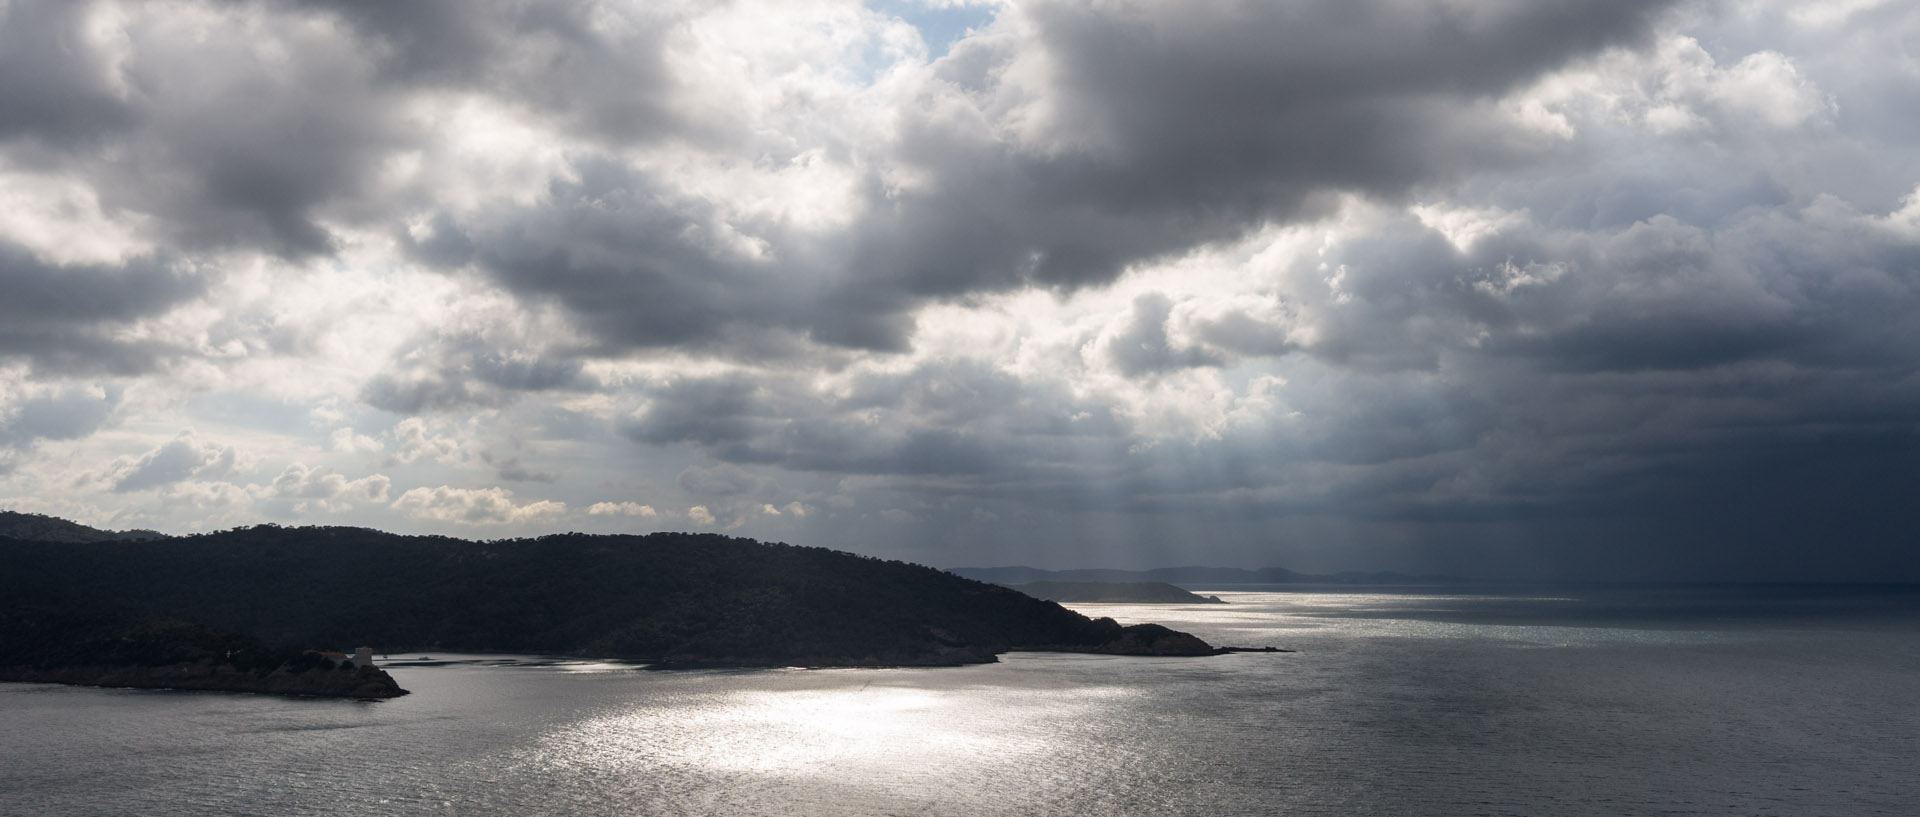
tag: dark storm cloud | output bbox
[0,2,137,145]
[7,0,1914,581]
[1105,293,1223,377]
[0,386,117,446]
[618,375,768,451]
[414,0,1683,357]
[285,0,498,81]
[106,14,409,257]
[831,0,1680,307]
[362,328,589,414]
[433,163,788,351]
[1020,0,1672,204]
[597,170,1920,578]
[0,383,120,474]
[620,361,1126,481]
[1468,207,1920,376]
[2,0,681,266]
[482,453,558,484]
[1124,186,1920,386]
[369,0,1909,580]
[0,244,204,375]
[0,0,414,257]
[677,462,767,497]
[292,0,683,143]
[1115,184,1920,532]
[1098,243,1920,576]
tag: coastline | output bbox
[0,662,409,699]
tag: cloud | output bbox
[155,479,255,511]
[265,463,392,512]
[306,0,687,144]
[387,418,464,465]
[0,2,139,145]
[587,501,658,518]
[616,364,1083,480]
[327,427,384,454]
[677,462,768,498]
[488,456,558,484]
[101,431,245,493]
[1,2,412,257]
[391,485,565,525]
[620,375,774,452]
[817,0,1679,308]
[1103,293,1224,377]
[4,0,1919,579]
[393,0,1685,359]
[1542,35,1836,137]
[0,245,206,375]
[0,376,120,472]
[418,160,820,354]
[362,315,588,414]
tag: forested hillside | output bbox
[1,524,1214,667]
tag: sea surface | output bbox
[3,584,1916,816]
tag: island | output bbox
[1015,581,1227,604]
[0,515,1220,673]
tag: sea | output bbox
[3,584,1916,816]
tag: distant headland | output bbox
[1015,581,1227,604]
[0,512,1218,685]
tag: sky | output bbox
[1,0,1917,581]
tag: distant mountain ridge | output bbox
[1016,581,1226,604]
[951,565,1468,586]
[0,511,166,543]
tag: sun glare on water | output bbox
[517,674,1141,788]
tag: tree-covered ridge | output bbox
[0,510,165,543]
[0,524,1215,667]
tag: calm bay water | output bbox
[4,585,1916,816]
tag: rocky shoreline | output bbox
[0,661,408,698]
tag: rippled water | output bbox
[4,585,1916,816]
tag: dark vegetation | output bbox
[0,520,1217,669]
[0,510,164,543]
[1015,581,1227,604]
[0,591,405,697]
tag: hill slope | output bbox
[0,525,1215,667]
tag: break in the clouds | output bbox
[2,0,1917,581]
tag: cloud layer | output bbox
[3,0,1917,580]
